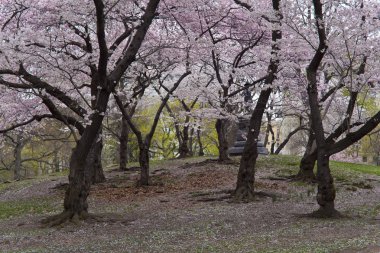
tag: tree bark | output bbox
[304,0,340,217]
[64,93,109,211]
[42,89,111,226]
[216,118,231,162]
[269,124,275,154]
[39,0,160,226]
[235,89,272,201]
[296,130,317,181]
[313,150,338,217]
[139,144,150,186]
[87,131,105,184]
[234,0,282,201]
[119,117,129,170]
[178,122,190,158]
[13,135,24,181]
[197,127,204,156]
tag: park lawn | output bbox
[0,155,379,253]
[258,154,380,177]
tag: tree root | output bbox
[40,211,76,227]
[309,207,343,218]
[291,173,317,184]
[232,185,282,203]
[40,211,103,227]
[233,186,256,202]
[41,211,136,227]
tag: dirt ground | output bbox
[0,156,379,253]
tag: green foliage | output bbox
[103,99,220,161]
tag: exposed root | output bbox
[291,173,317,184]
[233,186,256,202]
[136,179,151,187]
[40,211,132,227]
[40,211,77,227]
[309,207,344,218]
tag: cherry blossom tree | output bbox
[231,0,283,200]
[0,0,161,224]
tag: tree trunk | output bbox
[119,118,129,170]
[235,89,272,201]
[87,132,105,184]
[313,150,339,217]
[269,124,275,154]
[178,124,190,158]
[189,127,194,156]
[13,135,24,181]
[296,130,317,181]
[305,0,339,217]
[197,127,204,156]
[216,118,230,162]
[298,152,317,181]
[234,0,282,201]
[139,144,150,186]
[42,90,111,226]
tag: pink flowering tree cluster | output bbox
[0,0,161,224]
[0,0,379,223]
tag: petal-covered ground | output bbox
[0,155,379,253]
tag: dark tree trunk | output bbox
[42,90,111,226]
[40,0,160,226]
[235,89,272,201]
[296,130,317,181]
[269,124,275,154]
[178,123,190,158]
[298,152,317,181]
[197,127,204,156]
[13,135,24,181]
[216,118,230,162]
[64,96,109,216]
[87,132,105,184]
[306,0,339,217]
[313,150,338,217]
[139,144,150,186]
[119,118,129,170]
[307,77,338,217]
[189,127,194,156]
[234,0,282,201]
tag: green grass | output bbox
[0,170,12,182]
[0,197,59,220]
[330,160,380,176]
[257,154,380,178]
